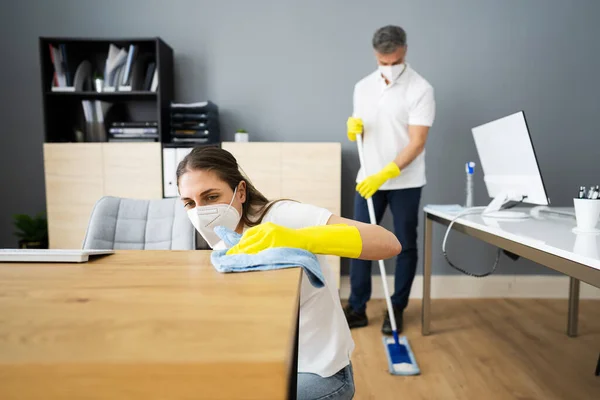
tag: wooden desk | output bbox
[0,251,302,400]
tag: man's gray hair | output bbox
[372,25,407,54]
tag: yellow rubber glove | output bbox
[226,222,362,258]
[356,162,401,199]
[346,117,363,142]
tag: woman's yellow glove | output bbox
[356,162,401,199]
[346,117,364,141]
[226,222,362,258]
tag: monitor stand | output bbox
[484,191,530,219]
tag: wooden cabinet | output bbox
[221,143,282,200]
[280,143,341,214]
[43,143,162,248]
[44,144,104,250]
[222,142,342,286]
[102,143,163,199]
[222,142,341,214]
[39,38,172,249]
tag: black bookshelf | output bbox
[39,37,174,143]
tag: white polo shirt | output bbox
[353,64,436,190]
[214,201,354,378]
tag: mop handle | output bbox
[355,134,399,341]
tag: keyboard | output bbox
[0,249,114,263]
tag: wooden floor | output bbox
[349,299,600,400]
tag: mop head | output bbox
[382,336,420,376]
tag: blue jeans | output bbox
[297,363,354,400]
[348,187,422,313]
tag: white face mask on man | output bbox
[187,187,241,248]
[378,63,406,82]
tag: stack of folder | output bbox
[108,121,159,142]
[169,101,220,144]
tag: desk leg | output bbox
[568,277,580,337]
[287,303,299,399]
[422,213,432,336]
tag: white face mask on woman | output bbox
[187,187,241,248]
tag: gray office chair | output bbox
[82,196,196,250]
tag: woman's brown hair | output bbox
[176,146,280,227]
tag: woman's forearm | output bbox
[359,224,402,260]
[327,215,401,260]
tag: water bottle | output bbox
[465,162,476,208]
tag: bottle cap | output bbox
[465,161,476,175]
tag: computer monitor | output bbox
[471,111,550,217]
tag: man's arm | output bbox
[355,124,430,199]
[392,125,430,170]
[393,84,435,170]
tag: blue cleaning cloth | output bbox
[210,226,325,288]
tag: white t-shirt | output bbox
[215,201,354,378]
[353,64,436,190]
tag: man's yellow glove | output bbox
[346,117,364,142]
[356,162,401,199]
[226,222,362,258]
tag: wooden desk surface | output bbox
[0,251,302,400]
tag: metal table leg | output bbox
[568,277,580,337]
[422,213,432,336]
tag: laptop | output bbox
[0,249,114,263]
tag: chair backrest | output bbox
[82,196,195,250]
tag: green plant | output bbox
[236,129,247,133]
[13,212,48,244]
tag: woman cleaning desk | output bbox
[177,147,401,400]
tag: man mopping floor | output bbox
[344,25,436,338]
[354,130,421,376]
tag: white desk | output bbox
[422,206,600,337]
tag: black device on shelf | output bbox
[169,101,221,145]
[39,37,173,143]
